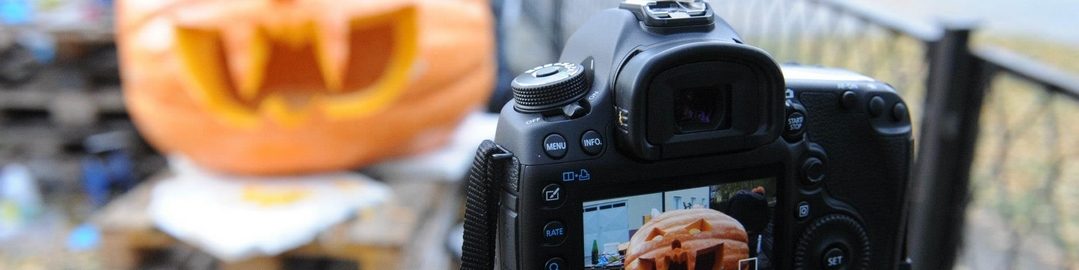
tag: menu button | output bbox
[543,134,567,159]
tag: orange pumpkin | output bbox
[625,208,750,270]
[116,0,495,175]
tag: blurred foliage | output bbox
[971,39,1079,267]
[978,36,1079,74]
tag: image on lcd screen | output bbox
[582,177,777,270]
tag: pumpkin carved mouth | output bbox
[626,208,750,270]
[638,220,724,270]
[173,6,418,126]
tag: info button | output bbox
[542,221,567,246]
[580,130,604,155]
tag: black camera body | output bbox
[462,1,912,270]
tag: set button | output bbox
[822,247,848,270]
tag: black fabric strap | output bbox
[461,140,511,270]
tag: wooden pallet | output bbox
[92,172,460,270]
[0,78,125,127]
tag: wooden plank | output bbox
[91,171,453,269]
[92,174,160,233]
[219,257,281,270]
[403,182,462,270]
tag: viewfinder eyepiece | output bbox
[673,86,732,133]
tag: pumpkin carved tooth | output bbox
[221,23,269,101]
[313,16,348,92]
[174,27,259,127]
[321,7,418,120]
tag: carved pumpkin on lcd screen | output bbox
[116,0,495,175]
[625,208,750,270]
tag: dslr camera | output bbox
[462,1,912,269]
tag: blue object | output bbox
[18,31,56,63]
[0,0,32,25]
[81,151,136,207]
[105,151,136,191]
[67,223,101,251]
[82,156,111,207]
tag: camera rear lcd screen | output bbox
[582,177,777,270]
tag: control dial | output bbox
[794,214,871,270]
[511,62,588,113]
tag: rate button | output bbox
[542,221,567,246]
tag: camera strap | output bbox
[461,140,514,270]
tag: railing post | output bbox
[909,21,994,270]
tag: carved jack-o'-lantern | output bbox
[625,208,750,270]
[117,0,494,175]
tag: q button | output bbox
[544,258,565,270]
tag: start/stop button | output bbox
[784,101,807,141]
[787,111,805,134]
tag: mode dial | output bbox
[511,62,588,113]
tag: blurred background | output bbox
[0,0,1076,269]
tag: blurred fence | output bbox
[504,0,1079,269]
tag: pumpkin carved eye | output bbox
[645,227,667,241]
[683,218,713,235]
[173,6,418,126]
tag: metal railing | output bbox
[506,0,1079,268]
